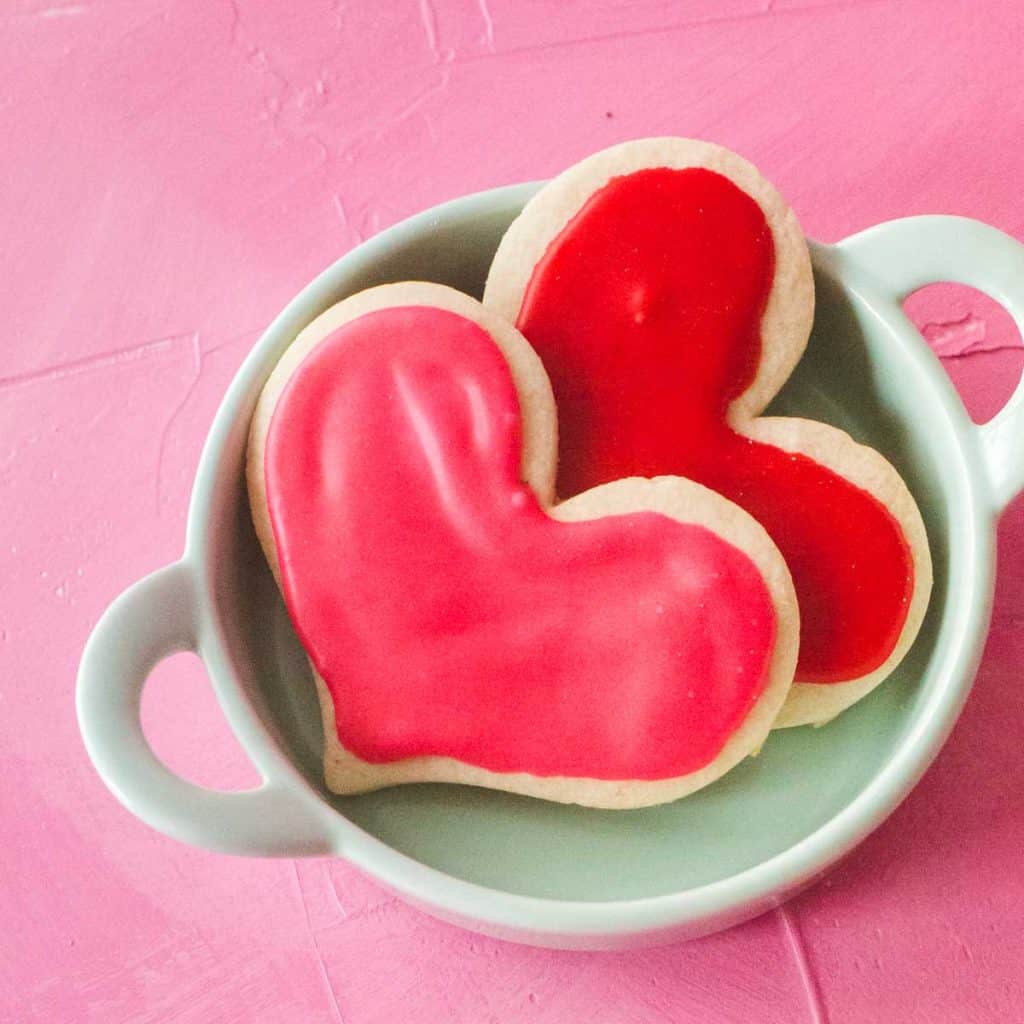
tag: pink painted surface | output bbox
[2,0,1023,1020]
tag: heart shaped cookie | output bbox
[248,283,798,807]
[484,138,931,727]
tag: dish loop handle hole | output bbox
[903,282,1024,425]
[903,283,1024,609]
[77,561,336,857]
[141,651,262,792]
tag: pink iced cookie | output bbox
[248,283,798,807]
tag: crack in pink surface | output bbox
[35,3,89,16]
[0,334,189,393]
[418,0,442,64]
[323,895,402,929]
[225,0,334,156]
[940,342,1023,361]
[151,325,267,511]
[923,312,988,356]
[450,0,892,63]
[225,0,241,47]
[331,0,345,32]
[203,325,267,356]
[0,319,264,517]
[154,332,201,514]
[476,0,496,52]
[292,861,347,1024]
[323,864,349,922]
[777,905,829,1024]
[687,28,816,139]
[334,66,452,170]
[327,868,401,927]
[924,309,1022,360]
[221,0,450,166]
[332,193,365,243]
[385,67,451,130]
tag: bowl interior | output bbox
[215,191,964,901]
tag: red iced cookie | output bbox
[485,138,931,726]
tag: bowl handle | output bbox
[837,215,1024,512]
[76,560,335,857]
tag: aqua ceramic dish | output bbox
[77,186,1024,949]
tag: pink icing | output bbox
[264,305,778,779]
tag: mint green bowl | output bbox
[77,186,1024,949]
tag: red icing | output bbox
[516,167,914,683]
[265,305,777,779]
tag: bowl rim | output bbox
[183,183,996,938]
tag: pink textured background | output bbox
[3,1,1023,1021]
